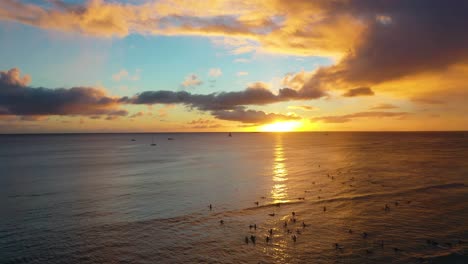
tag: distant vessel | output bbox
[168,138,174,140]
[228,132,232,137]
[151,135,156,146]
[131,139,136,141]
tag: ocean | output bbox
[0,132,467,263]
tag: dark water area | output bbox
[0,132,467,263]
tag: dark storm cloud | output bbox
[311,111,409,123]
[0,68,128,117]
[342,87,374,97]
[300,0,468,94]
[344,0,468,83]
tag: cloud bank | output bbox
[0,68,314,124]
[0,68,128,118]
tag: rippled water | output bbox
[1,132,467,263]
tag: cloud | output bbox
[312,111,409,123]
[234,58,250,63]
[410,97,445,105]
[281,71,310,91]
[0,0,364,56]
[187,118,223,128]
[288,105,318,111]
[0,68,128,118]
[208,68,222,77]
[112,69,141,81]
[212,107,300,124]
[125,82,326,111]
[295,0,468,97]
[237,71,248,76]
[0,68,31,86]
[181,74,203,87]
[370,103,398,110]
[122,80,323,123]
[158,104,175,117]
[130,111,144,118]
[342,87,374,97]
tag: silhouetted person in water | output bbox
[266,236,270,243]
[335,243,339,249]
[250,235,256,244]
[348,229,353,234]
[254,224,257,230]
[249,225,253,230]
[394,201,399,206]
[255,201,259,206]
[292,212,296,217]
[245,236,249,244]
[385,204,390,211]
[302,221,307,228]
[284,221,288,228]
[323,206,326,212]
[219,220,224,225]
[269,229,273,235]
[209,204,212,210]
[292,235,297,242]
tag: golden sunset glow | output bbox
[260,121,302,132]
[0,0,467,133]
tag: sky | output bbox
[0,0,467,133]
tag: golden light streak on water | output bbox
[271,135,289,203]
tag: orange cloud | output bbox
[312,111,409,123]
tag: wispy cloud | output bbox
[208,68,222,78]
[342,87,374,97]
[181,74,203,88]
[187,118,223,128]
[312,111,409,123]
[288,105,319,111]
[234,58,250,63]
[370,103,398,110]
[112,69,141,82]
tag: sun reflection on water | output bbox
[271,135,289,203]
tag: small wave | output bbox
[419,251,468,264]
[7,191,60,198]
[243,200,305,211]
[312,182,466,204]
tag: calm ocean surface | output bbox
[0,132,467,263]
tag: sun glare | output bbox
[260,121,301,132]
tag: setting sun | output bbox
[260,121,302,132]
